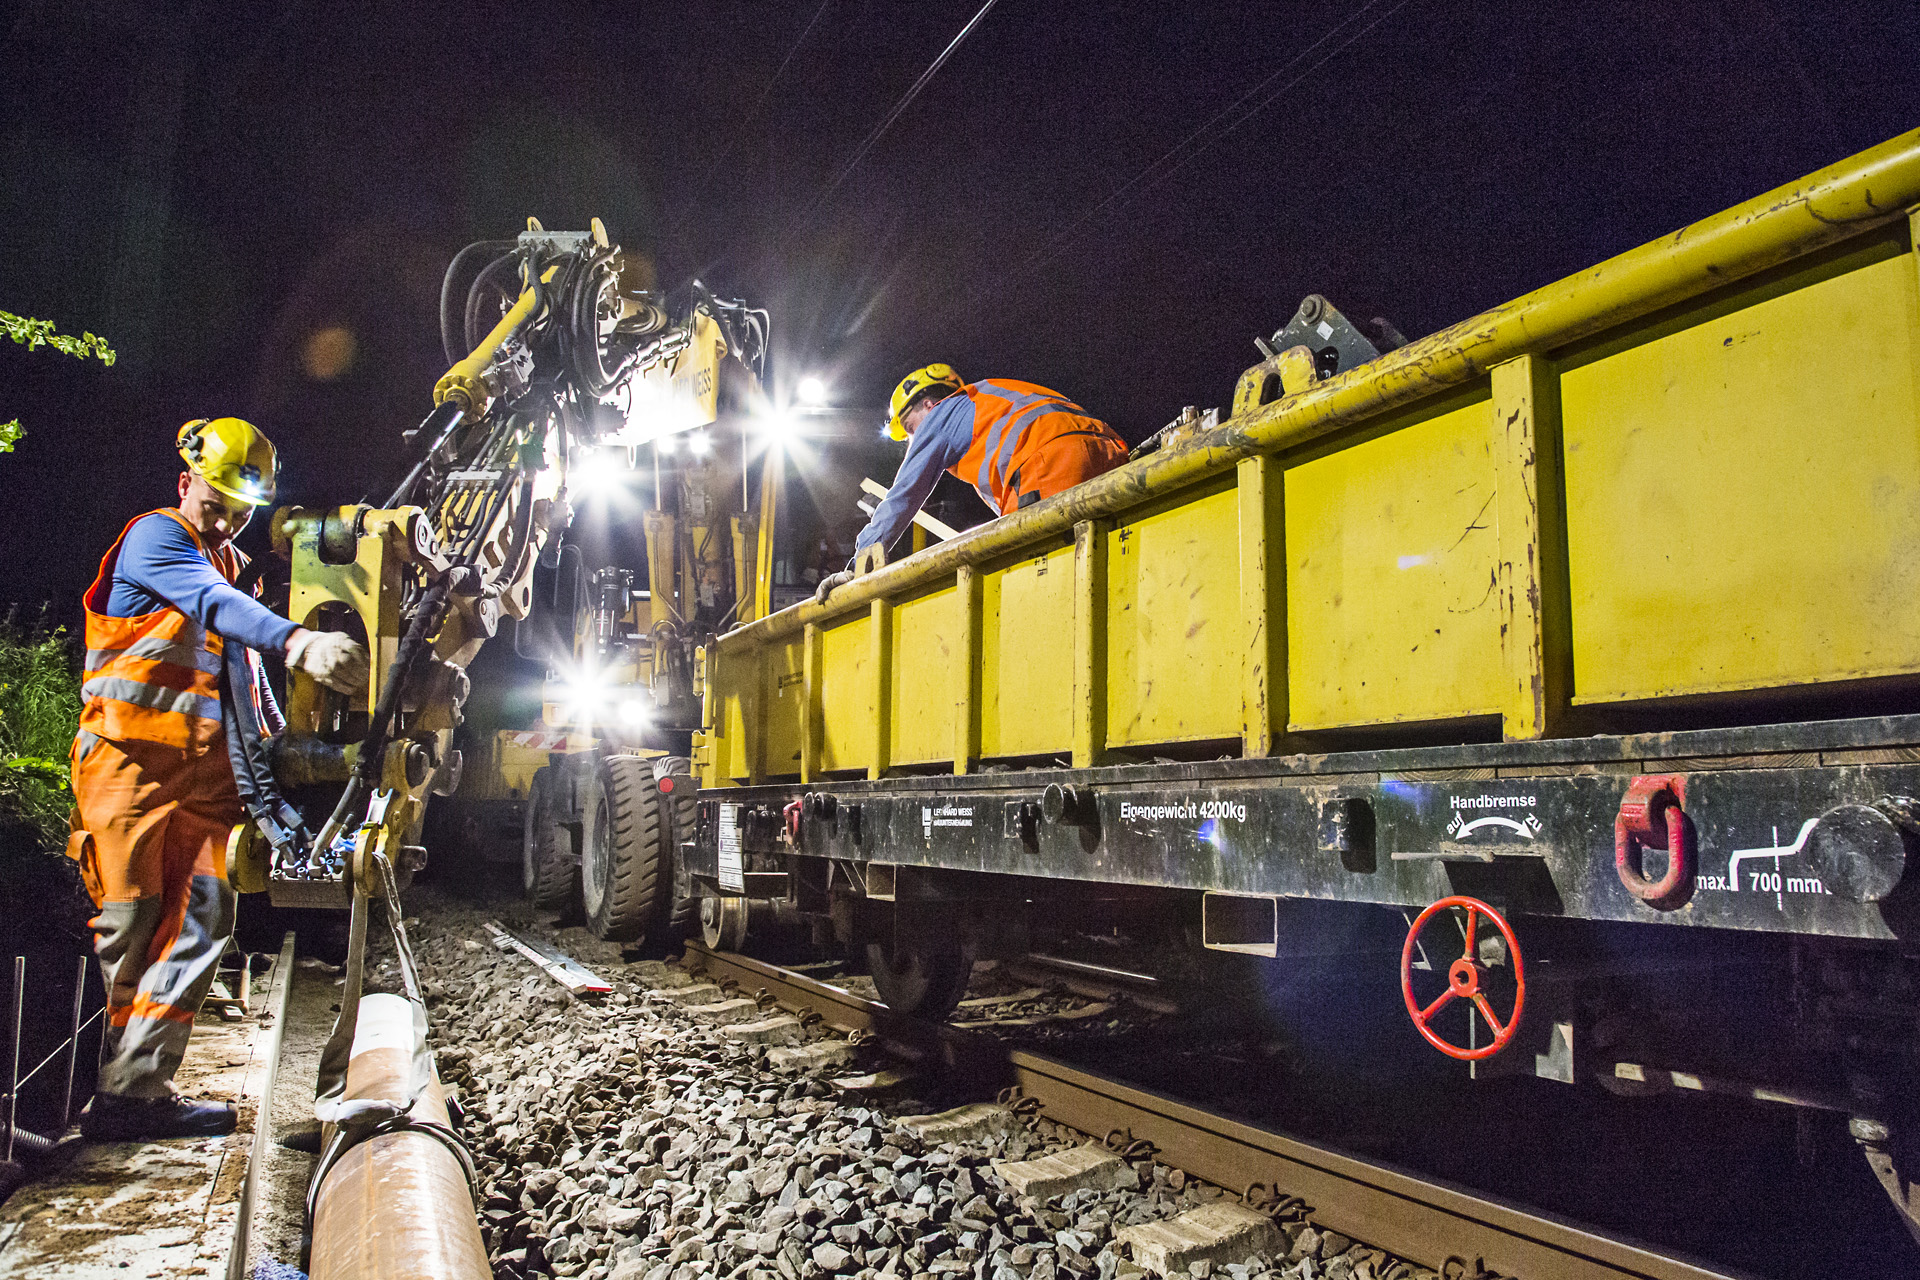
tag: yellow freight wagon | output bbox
[698,130,1920,781]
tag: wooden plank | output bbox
[1495,762,1638,778]
[1491,353,1572,741]
[862,477,961,541]
[954,565,982,774]
[1654,752,1820,771]
[1073,520,1108,769]
[1385,767,1499,782]
[1824,745,1920,765]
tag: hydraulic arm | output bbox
[251,216,767,906]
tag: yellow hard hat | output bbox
[176,417,278,506]
[885,364,964,441]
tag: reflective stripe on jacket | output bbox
[80,509,241,755]
[947,380,1127,515]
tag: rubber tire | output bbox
[581,755,667,942]
[866,932,975,1022]
[652,756,700,943]
[522,767,578,914]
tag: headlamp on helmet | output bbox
[177,417,279,506]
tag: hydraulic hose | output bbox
[570,252,632,396]
[387,402,466,508]
[462,251,524,355]
[305,578,450,873]
[437,240,513,367]
[306,435,529,872]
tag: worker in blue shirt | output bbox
[71,417,368,1141]
[819,365,1128,601]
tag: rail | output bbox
[683,941,1751,1280]
[225,932,298,1280]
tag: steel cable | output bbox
[794,0,1001,229]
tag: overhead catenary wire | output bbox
[793,0,1001,229]
[667,0,837,246]
[969,0,1422,306]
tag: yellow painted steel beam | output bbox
[1235,455,1283,758]
[644,510,678,628]
[800,622,822,783]
[730,515,757,626]
[869,599,892,781]
[722,129,1920,652]
[1072,520,1107,769]
[953,565,982,775]
[754,445,783,625]
[1490,354,1572,740]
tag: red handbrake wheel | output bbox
[1400,895,1526,1061]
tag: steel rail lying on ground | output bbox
[226,932,298,1280]
[684,942,1749,1280]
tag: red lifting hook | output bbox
[1614,774,1692,910]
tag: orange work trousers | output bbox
[69,733,240,1099]
[997,429,1129,513]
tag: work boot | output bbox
[82,1092,237,1141]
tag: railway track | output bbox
[684,942,1750,1280]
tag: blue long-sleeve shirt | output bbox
[853,396,976,555]
[106,513,299,654]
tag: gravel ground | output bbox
[399,888,1434,1280]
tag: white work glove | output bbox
[813,570,853,604]
[287,630,371,695]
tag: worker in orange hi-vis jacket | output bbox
[68,417,369,1141]
[816,364,1129,601]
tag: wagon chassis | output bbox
[689,710,1920,944]
[687,710,1920,1242]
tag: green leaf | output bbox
[1,309,115,366]
[2,310,116,454]
[2,756,68,782]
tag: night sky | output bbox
[3,0,1917,617]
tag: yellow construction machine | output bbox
[245,217,773,963]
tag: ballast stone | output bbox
[685,996,761,1024]
[992,1144,1136,1199]
[896,1103,1017,1144]
[1112,1202,1283,1277]
[760,1043,852,1074]
[723,1014,804,1045]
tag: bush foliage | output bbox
[0,612,80,850]
[2,309,117,453]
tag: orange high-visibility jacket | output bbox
[947,380,1125,515]
[79,509,242,755]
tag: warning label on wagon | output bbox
[717,803,744,891]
